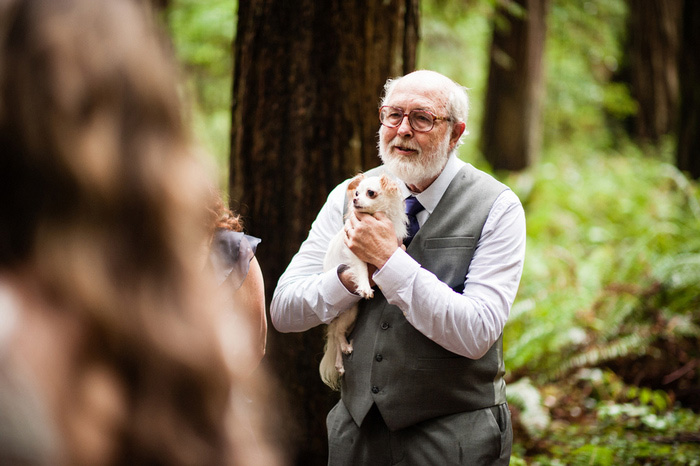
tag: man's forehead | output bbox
[387,76,449,109]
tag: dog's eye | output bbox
[367,190,376,198]
[355,190,359,196]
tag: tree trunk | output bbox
[480,0,549,171]
[230,1,418,464]
[625,0,682,143]
[677,0,700,179]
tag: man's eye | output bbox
[414,113,431,123]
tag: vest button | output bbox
[375,354,383,362]
[380,321,390,330]
[371,386,380,394]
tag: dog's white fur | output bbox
[320,173,408,390]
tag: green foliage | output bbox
[517,369,700,464]
[502,145,700,462]
[166,0,236,184]
[544,0,631,150]
[503,140,700,380]
[570,445,615,466]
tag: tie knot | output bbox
[405,196,424,216]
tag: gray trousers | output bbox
[327,401,512,466]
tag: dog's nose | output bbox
[353,198,359,207]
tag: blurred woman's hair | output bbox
[206,186,244,235]
[0,0,282,464]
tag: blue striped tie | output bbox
[404,196,424,246]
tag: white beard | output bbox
[378,130,452,187]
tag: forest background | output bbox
[162,0,700,464]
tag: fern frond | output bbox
[548,332,655,380]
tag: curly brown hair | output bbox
[0,0,278,464]
[206,186,244,235]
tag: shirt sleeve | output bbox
[270,181,362,333]
[373,189,526,359]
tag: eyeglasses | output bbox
[379,105,451,133]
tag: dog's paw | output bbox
[340,340,354,355]
[335,364,345,376]
[358,287,374,299]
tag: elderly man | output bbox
[271,70,526,465]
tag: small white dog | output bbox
[320,173,407,390]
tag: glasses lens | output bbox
[379,106,437,132]
[380,107,403,127]
[409,110,434,132]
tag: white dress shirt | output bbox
[270,156,526,359]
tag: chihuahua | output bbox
[320,173,408,390]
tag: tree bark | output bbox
[480,0,549,171]
[230,1,418,464]
[677,0,700,179]
[625,0,682,143]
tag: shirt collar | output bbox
[398,155,466,214]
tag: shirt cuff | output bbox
[373,248,421,297]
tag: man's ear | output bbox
[449,121,466,150]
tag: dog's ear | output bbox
[347,173,364,194]
[379,174,399,196]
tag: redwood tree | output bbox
[625,0,682,143]
[480,0,549,171]
[230,1,418,464]
[677,0,700,179]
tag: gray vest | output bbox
[340,164,509,431]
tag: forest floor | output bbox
[511,336,700,465]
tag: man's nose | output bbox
[397,114,413,136]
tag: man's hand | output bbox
[344,211,401,270]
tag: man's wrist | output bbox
[373,247,418,290]
[368,243,401,270]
